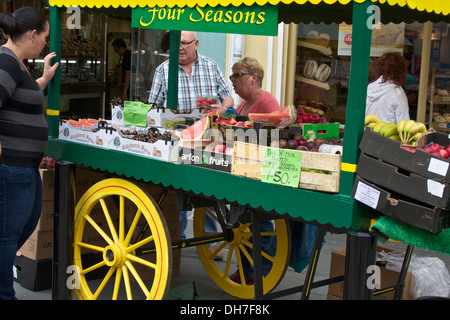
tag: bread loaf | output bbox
[314,64,331,82]
[303,60,318,79]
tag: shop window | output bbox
[294,22,350,123]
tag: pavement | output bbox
[13,211,450,300]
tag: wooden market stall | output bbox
[45,0,450,300]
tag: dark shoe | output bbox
[229,271,254,285]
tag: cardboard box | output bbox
[14,254,52,291]
[352,175,450,233]
[35,200,54,232]
[58,121,179,162]
[356,152,450,208]
[328,247,412,300]
[18,229,53,260]
[359,128,450,183]
[40,169,55,201]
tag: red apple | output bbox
[297,138,307,146]
[302,113,313,123]
[287,140,298,149]
[316,117,328,124]
[305,141,315,150]
[235,121,245,127]
[439,149,449,159]
[430,143,441,153]
[444,144,450,154]
[431,151,441,157]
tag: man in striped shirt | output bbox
[148,31,234,112]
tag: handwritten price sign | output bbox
[262,148,302,188]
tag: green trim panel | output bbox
[46,138,373,231]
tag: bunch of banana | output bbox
[364,114,381,129]
[397,120,427,145]
[365,114,400,140]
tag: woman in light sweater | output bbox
[366,51,410,124]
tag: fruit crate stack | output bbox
[352,127,450,233]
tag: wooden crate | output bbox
[231,141,341,193]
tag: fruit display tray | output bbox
[110,103,202,127]
[352,175,450,233]
[356,152,450,208]
[359,128,450,183]
[231,141,341,193]
[58,121,178,162]
[209,115,293,145]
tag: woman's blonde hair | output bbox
[232,57,264,87]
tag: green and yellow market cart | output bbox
[44,0,450,300]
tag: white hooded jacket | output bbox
[365,76,410,124]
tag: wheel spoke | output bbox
[112,267,122,300]
[127,253,157,270]
[205,208,219,224]
[124,208,142,246]
[118,195,125,242]
[122,265,133,300]
[100,198,119,243]
[127,235,154,253]
[75,241,105,252]
[84,215,114,245]
[241,239,275,263]
[234,246,248,286]
[80,260,107,275]
[126,260,150,297]
[93,266,116,300]
[222,244,234,278]
[209,241,226,260]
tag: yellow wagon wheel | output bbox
[73,178,172,300]
[193,207,291,299]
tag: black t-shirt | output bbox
[121,49,131,82]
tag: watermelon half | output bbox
[248,105,297,128]
[180,116,210,140]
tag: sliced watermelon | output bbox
[248,105,297,128]
[206,109,219,117]
[180,116,210,140]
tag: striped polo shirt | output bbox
[0,46,48,168]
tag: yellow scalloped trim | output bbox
[48,0,449,19]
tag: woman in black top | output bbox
[0,6,58,300]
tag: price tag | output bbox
[123,101,153,127]
[262,148,302,188]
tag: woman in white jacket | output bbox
[366,52,410,124]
